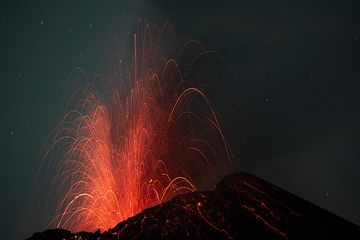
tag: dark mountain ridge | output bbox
[27,172,360,239]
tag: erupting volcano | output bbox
[43,23,232,232]
[27,21,360,240]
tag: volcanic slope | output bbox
[27,172,360,240]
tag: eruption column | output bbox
[48,27,232,232]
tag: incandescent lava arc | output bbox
[44,23,233,232]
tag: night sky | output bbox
[1,1,360,239]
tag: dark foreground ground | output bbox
[27,172,360,239]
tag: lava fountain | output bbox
[45,23,232,232]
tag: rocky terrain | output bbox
[27,172,360,239]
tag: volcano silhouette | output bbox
[27,172,359,239]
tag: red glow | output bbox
[48,25,232,232]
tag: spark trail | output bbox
[46,24,232,232]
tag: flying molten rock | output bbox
[47,25,232,232]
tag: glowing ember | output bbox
[46,24,232,232]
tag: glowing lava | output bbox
[47,24,232,232]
